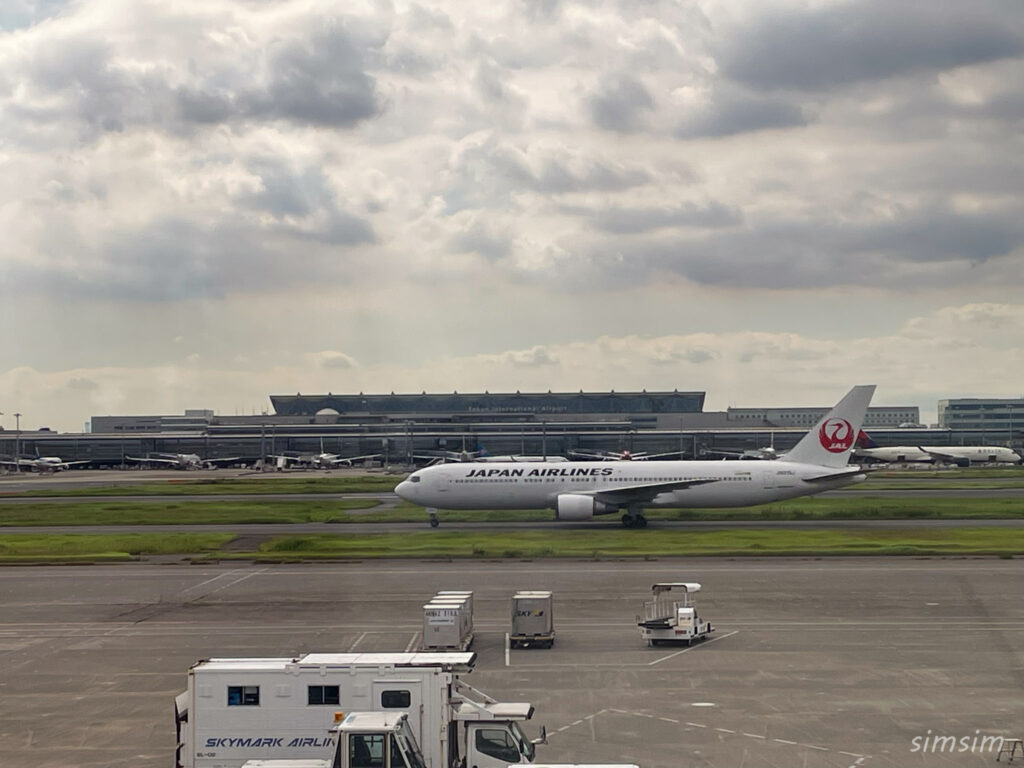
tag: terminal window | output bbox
[380,689,411,708]
[308,685,341,705]
[227,686,260,706]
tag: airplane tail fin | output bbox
[856,429,877,449]
[784,385,876,468]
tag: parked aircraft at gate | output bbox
[854,432,1021,466]
[125,453,245,470]
[397,385,876,528]
[0,455,91,472]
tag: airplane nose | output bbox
[395,480,416,502]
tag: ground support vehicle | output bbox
[240,714,637,768]
[175,652,534,768]
[637,582,713,646]
[510,591,555,649]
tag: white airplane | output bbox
[700,446,781,461]
[125,453,245,470]
[397,385,876,528]
[416,448,569,464]
[853,432,1021,466]
[270,448,382,470]
[0,455,92,473]
[568,449,687,461]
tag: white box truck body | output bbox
[176,652,533,768]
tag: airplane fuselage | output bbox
[396,459,866,511]
[855,446,1021,465]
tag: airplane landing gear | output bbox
[621,504,647,528]
[427,508,439,528]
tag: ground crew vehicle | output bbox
[510,591,555,649]
[175,652,536,768]
[637,582,713,646]
[240,714,635,768]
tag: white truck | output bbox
[240,713,637,768]
[175,652,537,768]
[637,582,713,646]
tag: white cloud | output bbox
[4,303,1024,431]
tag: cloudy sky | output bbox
[1,0,1023,432]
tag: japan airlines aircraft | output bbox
[853,432,1021,466]
[396,385,876,528]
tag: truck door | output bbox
[371,682,423,745]
[466,724,528,767]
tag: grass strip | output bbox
[2,496,1024,527]
[2,475,401,497]
[0,533,235,562]
[233,528,1024,560]
[0,499,380,526]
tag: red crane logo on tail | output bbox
[819,418,854,453]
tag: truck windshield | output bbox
[509,721,535,761]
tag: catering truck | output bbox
[175,652,537,768]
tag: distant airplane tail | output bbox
[856,430,878,449]
[784,385,876,468]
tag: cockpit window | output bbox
[410,476,421,483]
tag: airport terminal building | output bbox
[0,390,966,469]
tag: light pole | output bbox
[14,412,22,474]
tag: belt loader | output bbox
[637,582,713,646]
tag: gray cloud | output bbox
[443,138,651,212]
[587,73,655,133]
[2,16,380,144]
[675,89,809,138]
[10,212,373,302]
[235,26,379,127]
[719,0,1024,92]
[567,202,744,234]
[504,347,559,368]
[65,377,99,391]
[450,220,512,262]
[534,204,1024,291]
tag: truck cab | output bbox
[241,712,534,768]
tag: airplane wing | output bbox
[326,453,381,466]
[802,468,873,483]
[203,456,245,466]
[568,450,626,461]
[636,450,689,460]
[917,447,970,466]
[918,447,955,462]
[125,455,181,466]
[590,477,722,505]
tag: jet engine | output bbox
[555,494,616,521]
